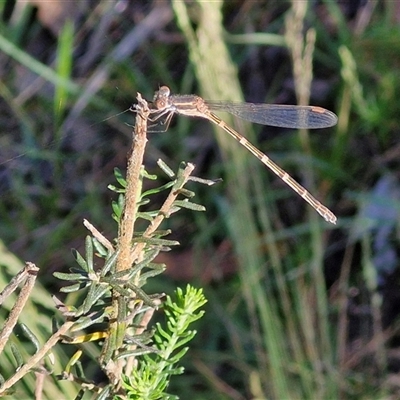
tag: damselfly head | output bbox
[154,86,170,100]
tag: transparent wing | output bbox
[205,101,338,129]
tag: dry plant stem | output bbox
[130,162,196,263]
[0,320,74,395]
[100,93,149,380]
[0,262,39,355]
[34,369,45,400]
[83,218,114,253]
[0,262,39,305]
[125,298,161,376]
[116,93,150,273]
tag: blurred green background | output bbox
[1,0,400,398]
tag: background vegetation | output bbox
[1,0,400,398]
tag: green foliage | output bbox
[120,286,207,399]
[50,160,208,397]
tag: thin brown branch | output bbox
[0,320,74,395]
[100,92,149,383]
[83,218,114,253]
[116,93,150,274]
[130,162,196,264]
[0,262,39,355]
